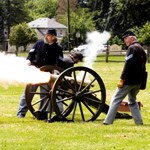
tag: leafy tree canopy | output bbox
[4,0,29,31]
[25,0,58,20]
[134,22,150,45]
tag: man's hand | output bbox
[26,60,31,66]
[117,79,124,88]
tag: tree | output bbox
[57,0,78,21]
[0,1,4,47]
[79,0,112,32]
[134,22,150,46]
[57,0,96,47]
[104,0,150,35]
[133,21,150,63]
[60,7,96,47]
[9,23,37,55]
[3,0,29,36]
[25,0,58,20]
[79,0,150,36]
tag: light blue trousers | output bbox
[17,85,39,116]
[103,85,143,125]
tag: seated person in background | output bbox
[63,51,84,68]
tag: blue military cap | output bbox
[122,30,136,40]
[47,29,57,36]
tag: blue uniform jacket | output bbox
[121,42,147,85]
[27,40,63,68]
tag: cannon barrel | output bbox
[50,73,91,86]
[32,65,92,86]
[31,72,92,87]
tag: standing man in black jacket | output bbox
[103,30,147,125]
[17,29,63,118]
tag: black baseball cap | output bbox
[122,30,136,40]
[47,29,57,36]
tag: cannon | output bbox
[25,65,106,122]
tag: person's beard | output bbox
[44,38,48,44]
[44,37,53,45]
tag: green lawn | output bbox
[0,55,150,150]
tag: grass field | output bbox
[0,54,150,150]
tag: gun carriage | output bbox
[25,65,106,122]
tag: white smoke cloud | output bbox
[0,52,50,88]
[83,31,111,68]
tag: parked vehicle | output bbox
[73,44,107,55]
[73,44,88,52]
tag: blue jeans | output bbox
[103,85,143,125]
[17,85,38,116]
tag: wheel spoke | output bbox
[83,95,102,104]
[82,100,95,116]
[40,85,50,92]
[71,101,77,120]
[60,101,74,117]
[73,70,78,91]
[29,92,46,95]
[58,101,68,107]
[82,89,102,96]
[57,88,74,96]
[78,101,85,121]
[56,95,74,103]
[80,78,96,93]
[39,98,50,111]
[32,95,48,106]
[56,96,69,107]
[78,71,86,91]
[83,95,102,110]
[84,96,102,104]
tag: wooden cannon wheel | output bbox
[25,65,64,118]
[51,66,106,122]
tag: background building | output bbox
[28,17,67,44]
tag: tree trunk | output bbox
[15,46,18,56]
